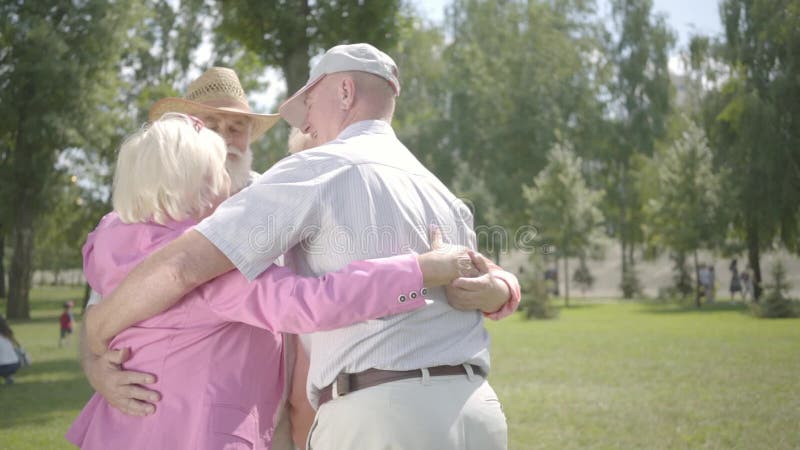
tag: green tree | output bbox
[603,0,674,298]
[700,0,800,301]
[0,231,5,298]
[0,1,140,318]
[523,143,604,306]
[444,0,605,228]
[646,121,724,306]
[451,161,503,262]
[215,0,403,96]
[391,8,452,182]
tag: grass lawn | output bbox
[2,288,799,449]
[488,301,800,449]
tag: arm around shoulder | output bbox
[85,230,234,354]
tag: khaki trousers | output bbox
[308,371,507,450]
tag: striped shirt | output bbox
[196,120,491,406]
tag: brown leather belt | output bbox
[318,364,485,407]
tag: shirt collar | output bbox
[336,120,395,141]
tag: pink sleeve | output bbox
[198,253,427,333]
[482,262,521,321]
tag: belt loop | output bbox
[420,367,431,385]
[463,363,475,381]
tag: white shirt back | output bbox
[197,120,490,406]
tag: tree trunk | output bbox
[0,230,6,298]
[746,222,762,302]
[693,249,701,308]
[619,164,633,299]
[81,283,92,314]
[7,202,35,319]
[620,231,628,297]
[628,243,635,270]
[281,1,312,96]
[563,253,570,308]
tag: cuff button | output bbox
[398,295,407,303]
[410,291,418,299]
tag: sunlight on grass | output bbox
[487,300,800,449]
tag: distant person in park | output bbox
[84,43,520,450]
[708,265,716,303]
[740,265,753,301]
[697,264,709,301]
[59,301,75,347]
[67,113,481,449]
[729,258,742,301]
[0,316,22,385]
[545,266,559,296]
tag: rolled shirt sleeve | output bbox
[196,155,322,280]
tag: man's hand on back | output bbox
[446,252,510,314]
[84,346,160,417]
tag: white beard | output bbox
[226,146,253,194]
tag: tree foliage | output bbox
[216,0,403,94]
[602,0,674,298]
[701,0,800,300]
[523,143,604,305]
[444,0,604,228]
[0,0,142,318]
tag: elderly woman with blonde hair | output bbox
[66,113,472,450]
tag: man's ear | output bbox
[338,76,356,110]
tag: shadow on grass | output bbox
[0,357,93,429]
[559,303,605,310]
[638,301,750,315]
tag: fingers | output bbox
[113,397,156,417]
[445,285,481,311]
[123,384,161,404]
[108,375,159,416]
[120,369,157,386]
[468,251,491,274]
[99,366,159,417]
[451,274,490,291]
[429,224,444,251]
[103,347,129,365]
[457,256,479,277]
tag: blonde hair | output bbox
[112,116,230,225]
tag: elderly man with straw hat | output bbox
[149,67,281,193]
[80,67,305,449]
[83,43,520,449]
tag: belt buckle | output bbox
[331,373,350,399]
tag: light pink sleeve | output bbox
[198,254,427,333]
[482,262,521,321]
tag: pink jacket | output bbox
[66,213,426,450]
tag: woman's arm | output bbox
[199,254,425,333]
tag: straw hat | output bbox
[149,67,281,143]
